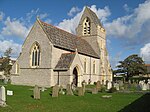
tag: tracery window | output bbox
[31,42,40,67]
[83,17,91,35]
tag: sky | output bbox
[0,0,150,69]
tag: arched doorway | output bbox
[73,67,78,86]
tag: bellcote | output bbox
[76,6,105,38]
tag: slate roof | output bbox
[55,53,76,70]
[39,20,99,58]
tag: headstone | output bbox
[114,83,119,90]
[52,85,59,97]
[41,87,47,92]
[128,80,131,84]
[78,87,84,96]
[33,85,40,99]
[96,81,101,91]
[107,81,112,90]
[7,90,13,96]
[139,80,144,89]
[59,86,65,95]
[119,80,124,87]
[82,81,86,93]
[92,87,98,94]
[0,86,6,106]
[142,83,147,91]
[66,84,73,95]
[136,84,141,91]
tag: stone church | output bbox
[11,7,112,87]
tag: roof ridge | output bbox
[39,20,82,39]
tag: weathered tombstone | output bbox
[142,83,147,91]
[59,86,65,95]
[66,84,73,95]
[119,80,124,87]
[96,81,101,91]
[114,83,119,91]
[136,84,141,91]
[78,87,84,96]
[82,81,86,93]
[92,87,98,94]
[33,85,40,99]
[0,86,6,106]
[107,81,112,90]
[41,87,46,92]
[52,85,59,97]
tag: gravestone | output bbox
[41,87,47,92]
[147,79,150,90]
[66,84,73,95]
[114,83,119,90]
[0,86,6,106]
[33,85,40,99]
[52,85,59,97]
[78,87,84,96]
[92,87,98,94]
[107,81,112,90]
[59,86,65,95]
[96,81,101,91]
[142,83,147,91]
[136,84,141,91]
[119,80,124,87]
[82,81,86,93]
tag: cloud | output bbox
[26,8,39,23]
[104,0,150,45]
[90,5,111,22]
[0,40,21,57]
[140,43,150,63]
[123,4,130,12]
[58,5,111,34]
[0,11,5,21]
[1,17,30,38]
[67,6,80,17]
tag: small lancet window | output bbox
[83,17,91,35]
[31,42,41,67]
[15,63,19,74]
[93,61,96,74]
[84,59,87,73]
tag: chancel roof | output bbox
[39,20,99,58]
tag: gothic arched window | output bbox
[15,62,19,74]
[83,17,91,35]
[84,59,87,73]
[93,61,96,74]
[31,42,40,67]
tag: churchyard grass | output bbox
[0,84,148,112]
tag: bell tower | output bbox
[76,6,112,82]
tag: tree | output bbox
[115,54,147,81]
[1,48,12,77]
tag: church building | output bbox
[11,7,112,87]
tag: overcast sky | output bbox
[0,0,150,68]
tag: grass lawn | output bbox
[0,84,149,112]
